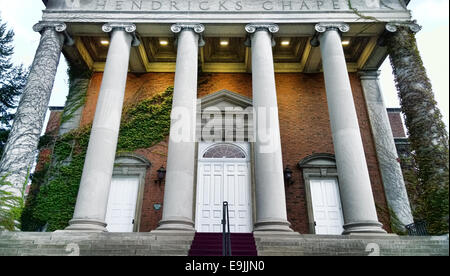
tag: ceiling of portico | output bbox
[63,22,387,74]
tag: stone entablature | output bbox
[43,0,410,23]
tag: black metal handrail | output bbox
[222,201,232,256]
[405,220,428,236]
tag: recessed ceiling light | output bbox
[281,40,290,46]
[160,39,169,46]
[220,39,229,46]
[100,39,109,46]
[342,40,350,46]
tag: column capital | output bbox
[171,23,205,47]
[358,70,381,80]
[33,21,74,46]
[315,22,350,33]
[245,23,279,34]
[170,23,205,34]
[385,20,422,33]
[244,24,279,47]
[102,23,140,46]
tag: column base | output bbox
[342,221,387,235]
[254,219,293,232]
[157,217,195,231]
[64,219,108,232]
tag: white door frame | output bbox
[298,154,344,234]
[108,153,150,232]
[105,175,141,232]
[309,177,345,235]
[195,142,253,233]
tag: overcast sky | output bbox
[0,0,448,132]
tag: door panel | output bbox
[196,143,252,233]
[310,178,344,235]
[105,176,140,232]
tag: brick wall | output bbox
[34,109,63,172]
[387,109,407,138]
[75,71,392,233]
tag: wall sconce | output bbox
[155,166,166,185]
[284,166,294,185]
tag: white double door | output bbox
[196,143,253,233]
[105,176,140,232]
[310,178,345,235]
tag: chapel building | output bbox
[24,0,420,236]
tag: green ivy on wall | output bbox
[21,86,174,232]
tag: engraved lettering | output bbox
[300,0,310,10]
[235,1,243,10]
[131,0,143,10]
[316,0,324,10]
[332,0,340,9]
[55,0,396,12]
[199,1,210,10]
[263,1,274,10]
[282,1,292,10]
[96,0,107,10]
[116,0,124,10]
[65,0,80,8]
[152,1,162,10]
[171,1,180,10]
[219,0,228,10]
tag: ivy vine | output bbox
[21,85,174,232]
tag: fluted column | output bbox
[314,23,386,234]
[156,24,204,231]
[245,23,292,232]
[66,23,139,232]
[0,22,69,199]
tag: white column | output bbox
[245,24,292,232]
[315,23,386,234]
[65,23,139,232]
[156,24,204,231]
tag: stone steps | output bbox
[254,232,449,256]
[0,231,195,256]
[1,231,448,256]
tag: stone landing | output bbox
[254,232,449,256]
[0,231,194,256]
[0,231,448,256]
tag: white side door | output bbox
[105,176,140,232]
[310,178,344,235]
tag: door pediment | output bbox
[198,89,252,110]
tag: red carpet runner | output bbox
[188,233,258,256]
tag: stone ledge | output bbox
[0,232,195,256]
[254,232,449,256]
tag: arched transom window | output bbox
[203,144,246,159]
